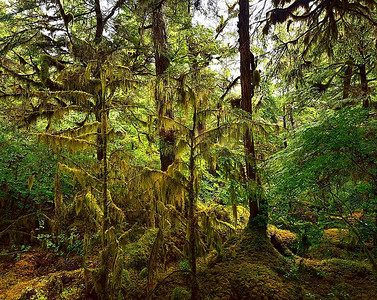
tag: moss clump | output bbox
[323,228,350,244]
[171,286,190,300]
[268,225,297,256]
[124,228,159,270]
[268,225,297,245]
[325,258,370,276]
[122,269,135,291]
[139,267,148,279]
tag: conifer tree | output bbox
[151,0,176,171]
[238,0,267,234]
[0,1,140,298]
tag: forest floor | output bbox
[1,227,377,299]
[0,248,84,299]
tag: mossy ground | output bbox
[0,248,85,300]
[1,228,377,299]
[145,228,377,299]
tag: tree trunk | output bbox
[96,112,104,161]
[360,64,369,108]
[283,105,287,148]
[288,104,295,129]
[342,61,353,99]
[101,109,109,243]
[238,0,267,233]
[152,4,175,171]
[94,0,104,44]
[187,102,199,299]
[98,108,110,300]
[188,147,199,300]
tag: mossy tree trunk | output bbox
[238,0,267,234]
[92,3,117,298]
[152,2,176,172]
[282,105,288,148]
[98,102,110,299]
[360,63,369,108]
[187,101,199,300]
[342,60,353,99]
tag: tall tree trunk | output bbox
[188,143,199,300]
[343,61,353,99]
[283,105,287,148]
[187,103,199,299]
[288,104,295,129]
[98,107,110,300]
[152,4,175,171]
[238,0,267,233]
[94,1,105,161]
[360,64,369,108]
[96,112,104,161]
[94,0,104,44]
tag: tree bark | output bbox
[238,0,267,233]
[283,105,288,148]
[98,108,110,300]
[360,64,369,108]
[288,104,295,129]
[342,61,353,99]
[188,142,199,300]
[152,4,175,171]
[187,103,199,299]
[94,0,104,44]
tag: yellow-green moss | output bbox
[171,286,190,300]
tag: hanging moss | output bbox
[37,133,94,153]
[40,54,66,85]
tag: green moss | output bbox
[122,269,135,291]
[61,287,79,299]
[139,267,148,279]
[325,258,370,275]
[171,286,190,300]
[124,228,158,270]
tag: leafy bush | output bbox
[0,123,72,216]
[268,108,377,249]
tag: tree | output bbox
[0,1,141,298]
[151,0,177,171]
[164,70,235,299]
[238,0,267,233]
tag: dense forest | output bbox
[1,0,377,299]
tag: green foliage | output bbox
[269,107,377,256]
[283,264,299,279]
[1,0,377,298]
[36,227,84,256]
[179,260,191,272]
[121,269,135,291]
[0,123,72,215]
[139,267,148,279]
